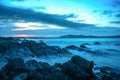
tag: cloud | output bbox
[61,13,78,19]
[102,10,113,15]
[12,34,35,37]
[11,22,65,31]
[1,26,120,37]
[109,0,120,8]
[93,10,113,16]
[112,13,120,19]
[34,6,46,10]
[0,3,96,29]
[115,13,120,18]
[110,21,120,24]
[5,0,40,2]
[11,0,25,1]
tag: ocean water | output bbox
[28,38,120,47]
[27,38,120,70]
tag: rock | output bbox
[65,45,79,50]
[80,44,87,48]
[0,42,9,54]
[60,60,91,80]
[39,62,51,71]
[97,66,120,80]
[23,40,71,57]
[94,42,101,45]
[116,43,120,46]
[25,60,51,71]
[51,70,71,80]
[9,47,34,58]
[0,55,97,80]
[0,41,34,58]
[27,70,71,80]
[12,72,27,80]
[58,55,95,80]
[71,55,94,72]
[25,60,43,71]
[1,58,27,80]
[0,39,71,58]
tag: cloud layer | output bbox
[0,3,96,29]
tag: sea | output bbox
[25,38,120,71]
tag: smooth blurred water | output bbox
[27,38,120,70]
[28,38,120,47]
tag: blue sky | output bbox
[0,0,120,37]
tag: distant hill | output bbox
[59,35,120,38]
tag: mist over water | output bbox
[28,38,120,70]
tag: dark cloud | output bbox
[93,10,113,16]
[102,10,113,15]
[110,0,120,8]
[62,14,78,19]
[0,4,96,29]
[93,10,102,13]
[110,21,120,24]
[115,13,120,18]
[10,0,25,1]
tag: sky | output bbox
[0,0,120,37]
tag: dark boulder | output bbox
[0,54,97,80]
[27,70,71,80]
[71,55,94,72]
[65,45,79,50]
[24,41,71,57]
[116,43,120,46]
[12,72,28,80]
[100,66,120,80]
[25,60,51,71]
[59,60,90,80]
[94,42,101,45]
[25,60,43,71]
[80,45,87,48]
[58,55,95,80]
[1,58,27,80]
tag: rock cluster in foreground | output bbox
[0,55,95,80]
[0,55,120,80]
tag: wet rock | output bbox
[94,42,101,45]
[60,60,91,80]
[25,60,51,71]
[97,66,120,80]
[0,42,9,54]
[116,43,120,46]
[0,39,72,58]
[27,70,71,80]
[12,72,27,80]
[0,41,34,58]
[22,40,71,57]
[71,55,94,72]
[65,45,79,50]
[58,55,95,80]
[1,58,27,80]
[0,55,96,80]
[9,47,34,58]
[80,44,87,48]
[25,60,43,71]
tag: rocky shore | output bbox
[0,55,120,80]
[0,38,71,58]
[0,37,120,80]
